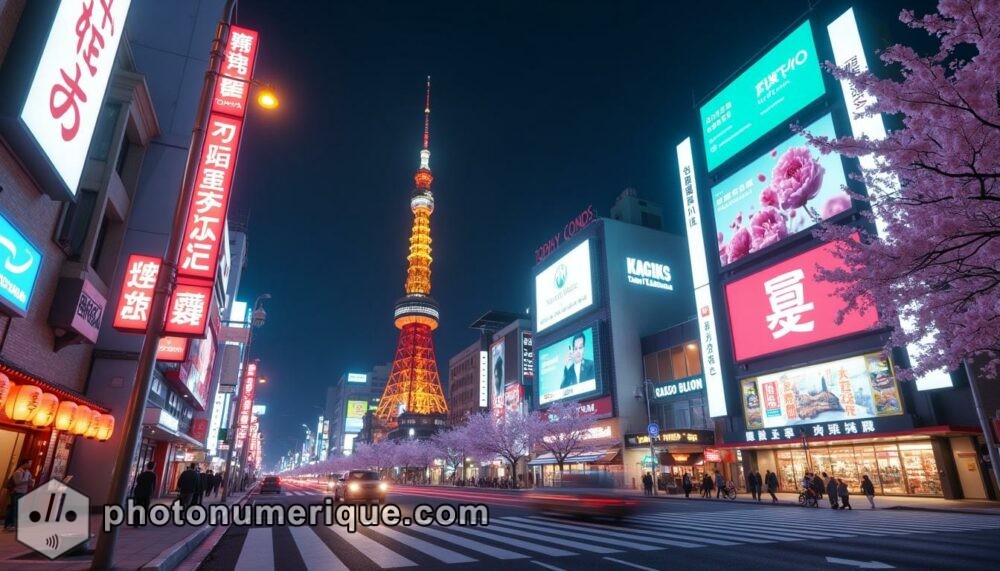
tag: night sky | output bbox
[225,0,935,465]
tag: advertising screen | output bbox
[741,352,903,430]
[490,339,506,413]
[713,114,851,267]
[347,373,367,383]
[0,212,42,316]
[535,240,594,333]
[725,238,878,361]
[183,327,215,409]
[700,20,825,172]
[344,400,367,433]
[537,326,601,406]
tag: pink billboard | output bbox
[724,238,878,361]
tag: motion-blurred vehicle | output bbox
[325,471,347,494]
[259,475,282,494]
[334,470,389,503]
[526,472,637,521]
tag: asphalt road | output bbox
[195,481,1000,571]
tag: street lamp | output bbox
[221,292,271,501]
[635,379,658,495]
[92,1,277,567]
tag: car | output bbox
[325,472,347,495]
[526,472,637,522]
[259,475,282,494]
[334,470,388,503]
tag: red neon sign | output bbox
[156,336,189,362]
[724,237,878,361]
[163,281,214,337]
[211,26,260,119]
[113,254,161,332]
[235,362,257,450]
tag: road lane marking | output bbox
[481,522,621,554]
[406,525,531,559]
[289,526,349,571]
[603,557,661,571]
[235,528,274,571]
[530,561,566,571]
[365,526,477,564]
[495,518,662,551]
[530,516,705,548]
[325,524,416,568]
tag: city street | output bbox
[194,482,1000,570]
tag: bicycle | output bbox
[722,484,737,500]
[798,490,819,507]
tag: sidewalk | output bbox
[0,489,251,571]
[631,489,1000,515]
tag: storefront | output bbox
[530,417,623,487]
[624,429,717,492]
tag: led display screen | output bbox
[537,326,602,406]
[535,240,594,333]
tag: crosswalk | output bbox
[214,507,1000,569]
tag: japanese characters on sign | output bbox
[724,236,878,361]
[211,26,259,118]
[521,332,534,380]
[113,254,161,332]
[234,361,257,451]
[163,282,214,337]
[18,0,133,199]
[177,114,244,282]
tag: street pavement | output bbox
[191,481,1000,571]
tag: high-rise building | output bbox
[374,78,448,439]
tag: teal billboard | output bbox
[0,210,42,316]
[700,20,826,172]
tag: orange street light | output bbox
[254,82,279,110]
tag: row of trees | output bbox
[283,402,608,487]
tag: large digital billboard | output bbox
[537,326,601,406]
[713,114,851,267]
[490,338,506,413]
[741,352,903,430]
[700,20,825,172]
[725,238,879,361]
[344,400,367,433]
[535,240,594,333]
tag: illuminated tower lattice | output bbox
[375,77,449,428]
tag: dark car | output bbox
[259,476,282,494]
[526,472,637,521]
[334,470,388,503]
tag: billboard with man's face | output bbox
[537,326,601,406]
[490,338,506,413]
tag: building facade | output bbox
[327,365,389,457]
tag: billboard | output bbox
[478,350,488,407]
[713,114,851,267]
[504,383,523,415]
[700,19,825,171]
[741,352,903,430]
[535,239,594,333]
[725,238,879,361]
[181,326,216,409]
[537,326,601,406]
[490,338,506,413]
[0,211,42,316]
[521,332,535,381]
[347,373,367,383]
[345,400,367,433]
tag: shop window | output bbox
[671,347,687,379]
[657,350,673,382]
[684,343,702,376]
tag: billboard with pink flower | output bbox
[711,114,852,267]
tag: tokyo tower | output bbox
[374,77,449,435]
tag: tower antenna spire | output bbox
[423,75,431,150]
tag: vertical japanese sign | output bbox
[113,254,161,332]
[677,138,727,417]
[234,361,257,451]
[521,332,534,381]
[478,350,488,408]
[19,0,134,199]
[827,9,952,392]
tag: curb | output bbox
[643,493,1000,516]
[138,493,252,571]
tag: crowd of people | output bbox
[799,471,877,509]
[658,468,876,508]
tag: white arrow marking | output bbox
[826,556,895,569]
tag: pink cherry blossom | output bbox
[771,146,825,210]
[727,227,752,263]
[749,206,789,251]
[760,186,779,208]
[821,194,852,219]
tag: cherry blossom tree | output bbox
[464,410,535,488]
[431,424,478,483]
[528,402,599,479]
[806,0,1000,379]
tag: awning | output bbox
[0,359,110,413]
[529,448,618,466]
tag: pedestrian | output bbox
[753,471,764,502]
[837,478,852,510]
[714,470,725,499]
[212,471,223,497]
[201,470,213,503]
[642,472,653,496]
[682,473,692,498]
[132,461,157,527]
[811,472,825,501]
[193,466,205,505]
[825,473,840,509]
[745,470,757,501]
[702,473,714,498]
[177,463,198,508]
[765,470,779,503]
[3,459,34,531]
[861,475,876,509]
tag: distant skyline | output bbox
[226,0,936,463]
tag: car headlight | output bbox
[348,483,360,493]
[378,482,389,492]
